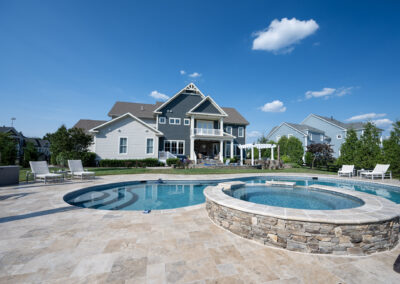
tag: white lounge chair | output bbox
[29,161,64,184]
[68,160,95,180]
[360,164,392,180]
[338,165,354,177]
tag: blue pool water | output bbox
[64,176,400,211]
[225,185,364,210]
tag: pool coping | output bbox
[204,181,400,224]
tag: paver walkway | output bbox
[1,173,399,283]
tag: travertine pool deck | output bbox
[1,173,400,283]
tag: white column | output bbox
[190,138,195,161]
[240,147,243,165]
[251,147,254,166]
[271,147,274,161]
[219,118,223,136]
[258,147,261,160]
[191,116,195,136]
[219,140,224,162]
[230,141,234,159]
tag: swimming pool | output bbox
[64,176,400,211]
[225,184,364,210]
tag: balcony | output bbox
[193,128,222,136]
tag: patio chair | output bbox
[338,165,354,177]
[225,159,231,166]
[360,164,391,180]
[68,160,95,180]
[29,161,64,184]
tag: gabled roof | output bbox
[154,83,205,113]
[90,113,163,136]
[304,114,366,130]
[25,138,50,147]
[0,126,19,135]
[222,107,249,125]
[187,96,228,117]
[267,122,309,138]
[108,102,162,119]
[286,123,325,134]
[73,119,108,133]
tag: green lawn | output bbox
[19,166,335,182]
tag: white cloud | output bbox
[188,72,201,78]
[180,70,186,75]
[346,113,386,122]
[149,90,169,101]
[305,87,353,99]
[247,130,262,138]
[372,118,393,128]
[260,100,286,113]
[252,17,319,53]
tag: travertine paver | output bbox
[0,173,399,283]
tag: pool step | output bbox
[265,181,296,187]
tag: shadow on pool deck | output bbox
[0,205,81,224]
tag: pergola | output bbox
[238,143,277,166]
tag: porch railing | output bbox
[193,128,222,136]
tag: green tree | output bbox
[22,141,39,168]
[354,122,382,169]
[277,136,289,156]
[286,136,304,165]
[337,129,359,166]
[382,120,400,176]
[307,143,333,169]
[0,133,17,165]
[45,125,93,165]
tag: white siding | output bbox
[94,116,159,160]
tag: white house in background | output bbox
[73,83,249,162]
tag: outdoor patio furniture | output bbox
[338,165,355,177]
[360,164,392,180]
[68,160,95,180]
[29,161,64,184]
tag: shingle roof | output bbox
[25,138,50,147]
[313,114,366,130]
[106,101,249,125]
[286,123,325,134]
[221,107,249,125]
[0,126,16,134]
[108,102,163,119]
[73,119,108,133]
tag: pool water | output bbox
[64,181,214,211]
[225,185,364,210]
[64,176,400,211]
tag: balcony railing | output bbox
[193,128,222,136]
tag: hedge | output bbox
[99,158,162,168]
[166,158,180,166]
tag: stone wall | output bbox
[206,199,400,255]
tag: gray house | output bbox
[74,83,249,163]
[266,114,366,158]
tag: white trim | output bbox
[164,140,185,155]
[268,122,307,139]
[89,112,163,136]
[187,96,228,116]
[159,117,166,124]
[336,134,343,139]
[238,127,244,138]
[287,134,293,138]
[169,117,181,125]
[154,83,205,113]
[184,118,190,126]
[146,138,154,155]
[118,137,128,155]
[301,114,347,131]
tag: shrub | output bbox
[304,152,314,167]
[22,141,39,168]
[0,133,17,165]
[81,152,97,167]
[166,158,180,166]
[281,155,291,163]
[99,158,160,168]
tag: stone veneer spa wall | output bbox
[204,182,400,256]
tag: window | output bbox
[337,134,343,139]
[119,137,127,154]
[226,126,232,135]
[197,120,213,129]
[238,127,244,137]
[164,140,184,155]
[320,135,324,142]
[169,118,181,125]
[184,118,190,126]
[146,138,154,154]
[159,117,166,124]
[310,134,313,141]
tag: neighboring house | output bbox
[0,126,50,162]
[266,114,367,158]
[73,83,249,163]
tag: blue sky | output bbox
[1,0,399,141]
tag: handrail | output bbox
[193,128,222,136]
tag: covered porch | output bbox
[190,136,236,164]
